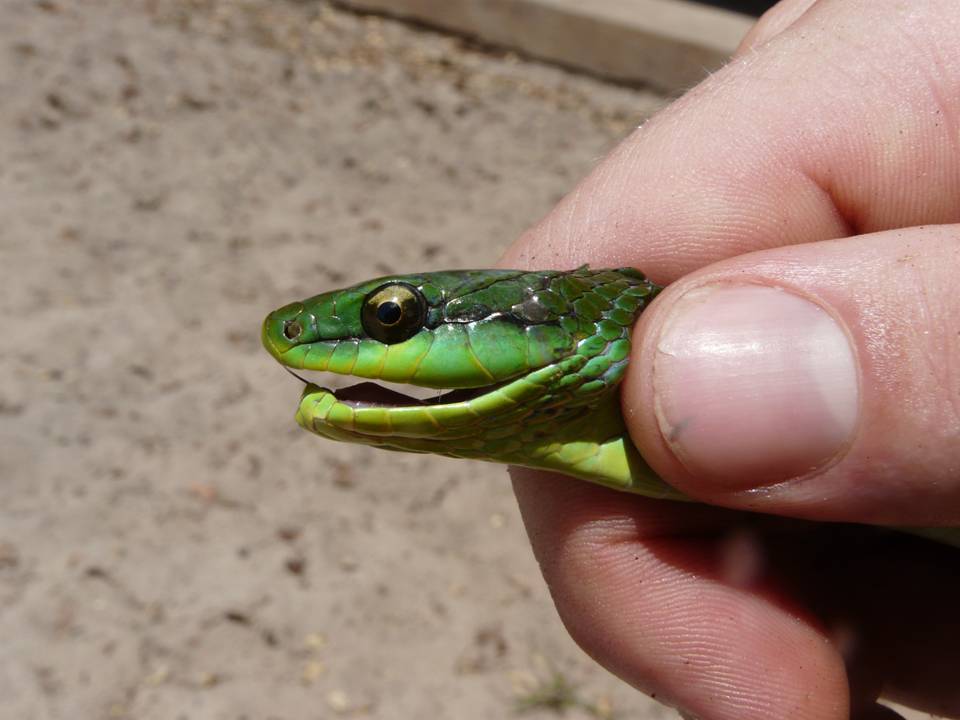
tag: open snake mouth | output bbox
[284,368,500,409]
[332,382,489,408]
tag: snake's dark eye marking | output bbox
[283,320,302,340]
[362,283,426,344]
[376,301,402,326]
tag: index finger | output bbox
[501,0,960,279]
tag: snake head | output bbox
[261,268,667,493]
[261,270,587,388]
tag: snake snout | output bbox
[262,302,309,360]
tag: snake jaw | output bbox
[291,360,681,501]
[294,362,565,446]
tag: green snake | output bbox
[261,266,960,549]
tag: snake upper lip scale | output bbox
[262,265,960,548]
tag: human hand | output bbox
[500,1,960,718]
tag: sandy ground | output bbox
[0,1,685,718]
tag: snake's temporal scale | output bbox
[262,266,960,548]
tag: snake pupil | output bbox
[283,320,302,340]
[361,282,426,343]
[377,301,402,326]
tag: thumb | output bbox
[626,225,960,527]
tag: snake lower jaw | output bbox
[293,377,519,439]
[293,361,565,446]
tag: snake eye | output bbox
[283,320,303,341]
[362,283,426,344]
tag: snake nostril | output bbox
[282,320,303,341]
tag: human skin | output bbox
[499,1,960,719]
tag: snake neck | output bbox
[489,389,682,499]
